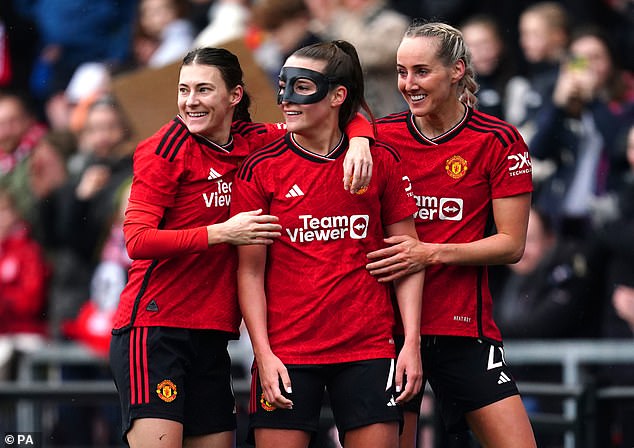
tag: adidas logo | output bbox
[285,184,304,198]
[386,395,397,407]
[208,167,222,180]
[497,371,511,384]
[146,300,159,312]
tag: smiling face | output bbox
[177,63,242,143]
[396,36,462,119]
[278,56,342,136]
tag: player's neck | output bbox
[291,129,343,156]
[415,102,466,139]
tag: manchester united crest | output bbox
[445,155,468,179]
[260,393,276,411]
[156,379,178,402]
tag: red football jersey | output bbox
[232,133,417,364]
[113,117,284,334]
[376,108,533,341]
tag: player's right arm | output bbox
[237,244,293,409]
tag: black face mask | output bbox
[277,67,336,105]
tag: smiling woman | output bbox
[367,21,537,448]
[108,47,285,448]
[232,40,424,448]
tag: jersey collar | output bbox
[174,116,236,154]
[286,132,347,163]
[406,106,472,145]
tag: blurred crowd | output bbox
[0,0,633,446]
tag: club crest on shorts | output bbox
[260,393,276,411]
[156,379,178,402]
[445,155,468,179]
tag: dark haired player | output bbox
[233,40,424,448]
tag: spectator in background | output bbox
[50,179,132,448]
[594,125,634,339]
[0,186,50,380]
[137,0,195,68]
[493,206,598,339]
[44,110,133,446]
[530,25,634,239]
[130,25,161,71]
[612,284,634,334]
[61,96,134,269]
[460,14,517,120]
[594,251,634,448]
[27,130,93,339]
[0,90,47,227]
[12,0,137,103]
[251,0,322,88]
[491,206,599,446]
[506,1,570,144]
[63,179,132,358]
[28,130,75,218]
[582,123,634,448]
[50,178,131,447]
[67,64,115,134]
[595,253,634,445]
[590,124,634,227]
[308,0,409,117]
[41,62,115,137]
[187,0,215,35]
[28,129,75,245]
[193,0,252,47]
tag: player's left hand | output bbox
[395,340,422,403]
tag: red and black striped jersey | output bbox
[232,133,417,364]
[376,107,533,341]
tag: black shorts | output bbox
[109,327,237,442]
[398,336,519,433]
[249,358,402,437]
